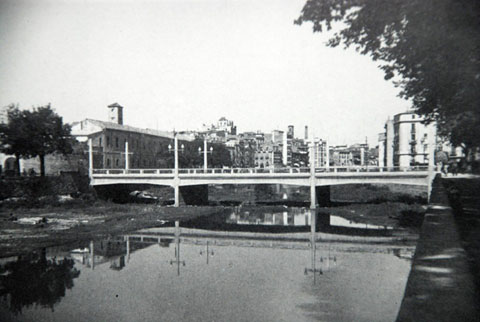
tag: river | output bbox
[0,206,417,322]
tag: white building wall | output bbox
[378,133,385,167]
[385,119,394,167]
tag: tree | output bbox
[295,0,480,157]
[0,104,73,176]
[0,104,30,176]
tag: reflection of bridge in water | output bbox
[73,212,416,282]
[90,166,437,207]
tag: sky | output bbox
[0,0,411,146]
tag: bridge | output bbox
[86,133,437,208]
[89,165,437,208]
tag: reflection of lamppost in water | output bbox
[88,240,95,270]
[169,221,185,275]
[198,138,213,171]
[199,241,215,264]
[304,210,322,284]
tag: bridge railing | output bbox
[92,165,436,176]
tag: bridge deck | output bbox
[90,166,435,188]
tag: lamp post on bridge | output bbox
[168,132,184,207]
[121,141,134,170]
[309,140,317,209]
[198,138,213,171]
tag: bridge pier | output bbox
[174,184,180,207]
[179,185,209,206]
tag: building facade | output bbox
[71,103,194,169]
[378,111,437,167]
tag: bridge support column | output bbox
[310,181,317,209]
[316,186,331,207]
[180,185,209,206]
[174,184,180,207]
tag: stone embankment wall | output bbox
[396,176,479,322]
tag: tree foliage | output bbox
[296,0,480,153]
[0,104,73,176]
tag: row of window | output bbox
[98,135,166,151]
[104,157,159,168]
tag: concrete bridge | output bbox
[86,133,437,208]
[89,165,437,208]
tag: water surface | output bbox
[0,209,415,322]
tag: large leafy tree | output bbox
[296,0,480,157]
[0,104,29,175]
[0,104,73,176]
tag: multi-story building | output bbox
[378,111,437,167]
[71,103,194,169]
[217,117,237,135]
[330,145,353,166]
[254,149,274,168]
[312,138,328,167]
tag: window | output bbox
[99,137,102,147]
[106,136,110,147]
[106,158,111,167]
[115,137,119,148]
[116,159,119,166]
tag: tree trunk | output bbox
[15,154,20,176]
[39,154,46,177]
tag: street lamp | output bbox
[198,138,213,171]
[168,133,184,207]
[168,133,184,174]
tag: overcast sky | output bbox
[0,0,411,145]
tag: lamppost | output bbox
[121,141,133,170]
[198,138,213,171]
[168,133,184,207]
[168,133,185,175]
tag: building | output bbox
[254,149,274,168]
[330,145,353,166]
[378,111,437,167]
[71,103,194,169]
[312,138,328,167]
[216,117,237,135]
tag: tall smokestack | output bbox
[304,126,308,140]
